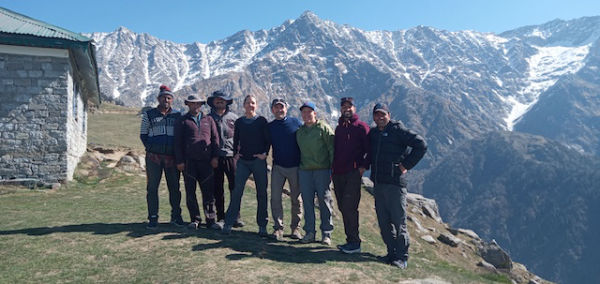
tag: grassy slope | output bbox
[0,104,510,283]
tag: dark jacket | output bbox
[233,116,271,161]
[208,109,238,157]
[173,112,220,164]
[332,114,370,175]
[140,107,181,155]
[368,120,427,187]
[268,116,302,168]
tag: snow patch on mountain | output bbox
[504,44,591,130]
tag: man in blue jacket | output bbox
[268,98,303,241]
[140,85,183,229]
[368,103,427,269]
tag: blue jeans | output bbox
[224,158,268,227]
[299,169,333,237]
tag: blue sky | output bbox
[2,0,600,43]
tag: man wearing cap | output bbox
[268,98,304,241]
[140,85,184,229]
[332,97,370,254]
[207,91,244,227]
[368,103,427,269]
[296,101,335,245]
[174,95,221,230]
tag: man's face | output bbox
[301,107,316,124]
[213,97,227,110]
[157,95,173,109]
[341,102,355,119]
[373,111,390,129]
[187,101,203,115]
[271,103,287,120]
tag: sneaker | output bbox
[258,226,268,237]
[271,229,284,241]
[170,216,186,227]
[338,242,361,254]
[233,220,245,228]
[290,228,303,240]
[391,259,408,269]
[321,236,332,246]
[146,218,158,230]
[300,232,316,243]
[221,224,232,235]
[188,220,201,230]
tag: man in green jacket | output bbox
[296,101,335,245]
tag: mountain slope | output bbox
[422,131,600,284]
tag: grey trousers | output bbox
[374,183,409,261]
[270,165,303,230]
[299,169,334,238]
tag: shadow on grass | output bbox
[0,223,382,264]
[189,228,380,264]
[0,222,194,238]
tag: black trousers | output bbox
[183,159,216,224]
[213,156,239,222]
[332,169,362,244]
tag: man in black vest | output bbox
[368,103,427,269]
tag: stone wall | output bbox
[0,45,87,183]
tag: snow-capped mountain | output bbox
[89,11,600,162]
[88,12,600,284]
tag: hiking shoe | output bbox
[321,236,332,246]
[271,229,284,241]
[170,216,186,227]
[338,242,361,254]
[376,254,393,264]
[300,232,316,243]
[258,226,268,237]
[391,259,408,269]
[188,220,201,230]
[290,228,303,240]
[146,218,158,230]
[233,220,245,228]
[209,222,223,230]
[221,224,232,235]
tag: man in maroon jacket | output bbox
[174,95,221,230]
[332,97,370,254]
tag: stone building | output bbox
[0,7,100,183]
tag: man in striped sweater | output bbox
[140,85,183,229]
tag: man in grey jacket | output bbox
[207,91,244,227]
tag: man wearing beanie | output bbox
[140,85,184,229]
[332,97,370,254]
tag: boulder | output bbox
[438,232,462,247]
[477,240,513,270]
[407,193,443,223]
[420,235,437,244]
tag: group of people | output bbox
[139,85,427,269]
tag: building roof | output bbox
[0,7,101,105]
[0,7,91,42]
